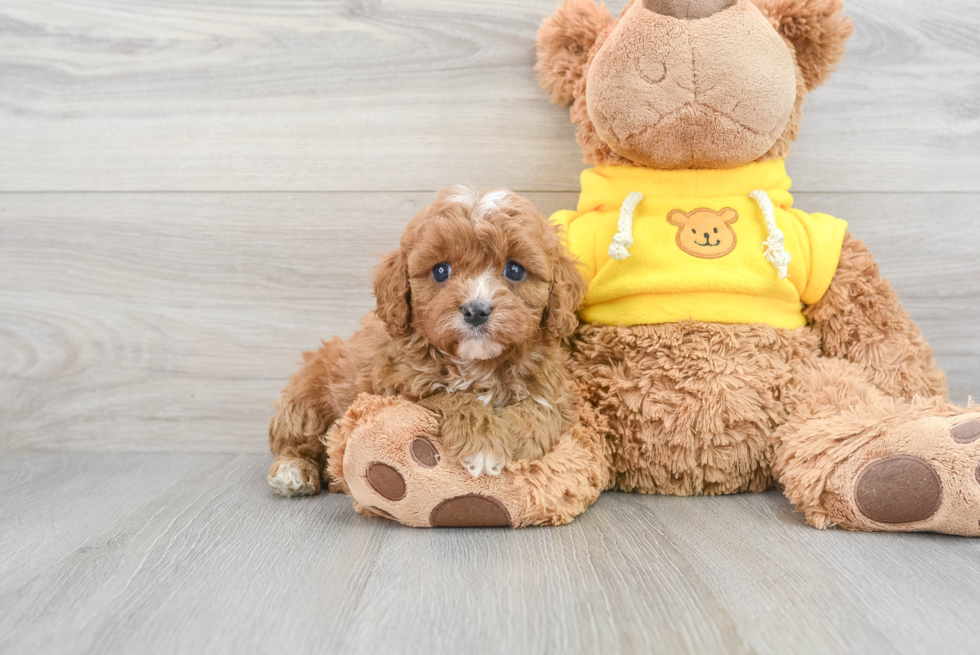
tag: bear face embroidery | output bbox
[667,208,739,259]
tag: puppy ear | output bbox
[543,243,587,342]
[536,0,617,106]
[373,249,412,338]
[754,0,853,92]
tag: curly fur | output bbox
[269,188,587,492]
[569,321,819,495]
[297,0,980,536]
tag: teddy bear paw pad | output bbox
[840,414,980,535]
[430,494,512,527]
[854,455,942,525]
[951,419,980,444]
[340,399,523,528]
[410,437,440,467]
[365,462,406,501]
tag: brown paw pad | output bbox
[854,455,942,524]
[429,494,512,528]
[410,437,440,468]
[951,420,980,444]
[365,462,406,501]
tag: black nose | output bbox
[460,301,493,327]
[704,233,711,240]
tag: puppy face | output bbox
[373,187,585,361]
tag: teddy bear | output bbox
[319,0,980,535]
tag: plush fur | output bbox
[268,187,585,494]
[326,393,610,527]
[535,0,852,168]
[288,0,980,536]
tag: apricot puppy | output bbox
[267,187,586,496]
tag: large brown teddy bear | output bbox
[311,0,980,534]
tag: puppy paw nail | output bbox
[464,454,485,477]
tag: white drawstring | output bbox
[607,188,791,279]
[749,189,791,279]
[608,191,644,260]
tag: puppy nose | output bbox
[460,301,493,326]
[642,0,736,20]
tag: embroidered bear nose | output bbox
[461,301,493,326]
[704,233,711,240]
[642,0,736,20]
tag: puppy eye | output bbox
[504,260,526,282]
[432,262,451,283]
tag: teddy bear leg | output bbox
[774,358,980,535]
[324,394,608,528]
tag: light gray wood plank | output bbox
[1,0,979,193]
[1,191,977,453]
[1,452,979,655]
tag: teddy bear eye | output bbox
[432,262,451,283]
[504,260,526,282]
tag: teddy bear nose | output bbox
[460,301,493,327]
[642,0,737,20]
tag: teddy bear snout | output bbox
[642,0,737,20]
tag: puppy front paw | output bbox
[463,452,507,477]
[268,457,320,497]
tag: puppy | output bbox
[267,187,586,497]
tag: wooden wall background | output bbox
[2,0,979,454]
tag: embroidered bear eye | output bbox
[714,228,718,233]
[504,261,526,282]
[692,229,696,234]
[432,262,451,283]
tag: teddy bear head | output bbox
[536,0,853,169]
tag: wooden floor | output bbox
[2,0,980,653]
[4,452,980,655]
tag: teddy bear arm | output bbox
[331,394,607,528]
[803,232,947,400]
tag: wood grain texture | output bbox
[2,1,979,652]
[1,452,979,655]
[2,191,977,453]
[1,0,980,192]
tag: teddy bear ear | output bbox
[753,0,854,92]
[667,209,688,226]
[535,0,617,106]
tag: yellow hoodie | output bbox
[551,160,848,330]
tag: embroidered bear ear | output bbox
[536,0,617,106]
[752,0,854,92]
[720,208,739,225]
[667,209,689,227]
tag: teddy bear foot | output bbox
[822,413,980,536]
[329,394,527,527]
